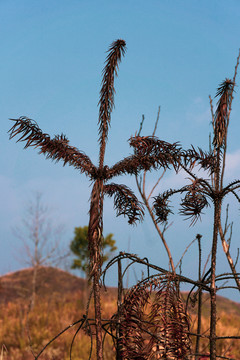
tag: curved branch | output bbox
[34,317,86,359]
[9,117,96,177]
[130,135,214,195]
[183,146,216,175]
[107,154,160,179]
[129,135,182,172]
[222,180,240,196]
[102,252,211,291]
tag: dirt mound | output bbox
[0,266,86,303]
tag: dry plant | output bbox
[8,40,240,360]
[102,251,210,360]
[117,275,191,359]
[128,51,240,359]
[8,39,169,360]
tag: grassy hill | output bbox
[0,267,87,303]
[0,267,239,359]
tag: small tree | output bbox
[70,225,117,277]
[9,40,159,359]
[14,192,65,308]
[131,63,240,358]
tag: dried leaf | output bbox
[103,183,144,224]
[8,117,96,177]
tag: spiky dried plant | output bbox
[213,79,234,149]
[9,39,171,360]
[129,51,240,360]
[115,275,191,359]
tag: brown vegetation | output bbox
[0,267,239,359]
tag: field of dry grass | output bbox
[0,267,239,359]
[184,293,240,358]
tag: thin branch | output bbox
[234,248,239,268]
[218,221,240,291]
[102,252,211,291]
[152,106,161,136]
[34,317,86,359]
[136,174,175,273]
[175,236,198,270]
[147,169,166,201]
[209,95,215,127]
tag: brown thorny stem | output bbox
[195,234,202,359]
[210,53,240,360]
[88,180,104,360]
[210,145,221,360]
[220,50,240,190]
[219,51,240,292]
[88,39,126,360]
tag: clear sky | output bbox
[1,0,240,301]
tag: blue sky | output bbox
[1,1,240,300]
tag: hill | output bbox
[0,266,239,310]
[0,266,117,304]
[0,266,86,303]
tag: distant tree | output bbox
[14,192,66,308]
[70,226,117,276]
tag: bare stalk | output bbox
[116,259,123,360]
[218,221,240,290]
[210,148,221,360]
[136,175,175,273]
[135,108,175,273]
[195,234,202,359]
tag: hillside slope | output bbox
[0,266,86,303]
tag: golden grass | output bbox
[0,268,239,359]
[0,291,116,360]
[186,293,240,359]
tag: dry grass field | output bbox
[0,267,239,359]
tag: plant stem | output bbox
[210,198,221,360]
[210,149,221,360]
[218,222,240,291]
[93,262,103,360]
[89,180,104,360]
[116,259,123,360]
[136,175,175,273]
[195,234,202,359]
